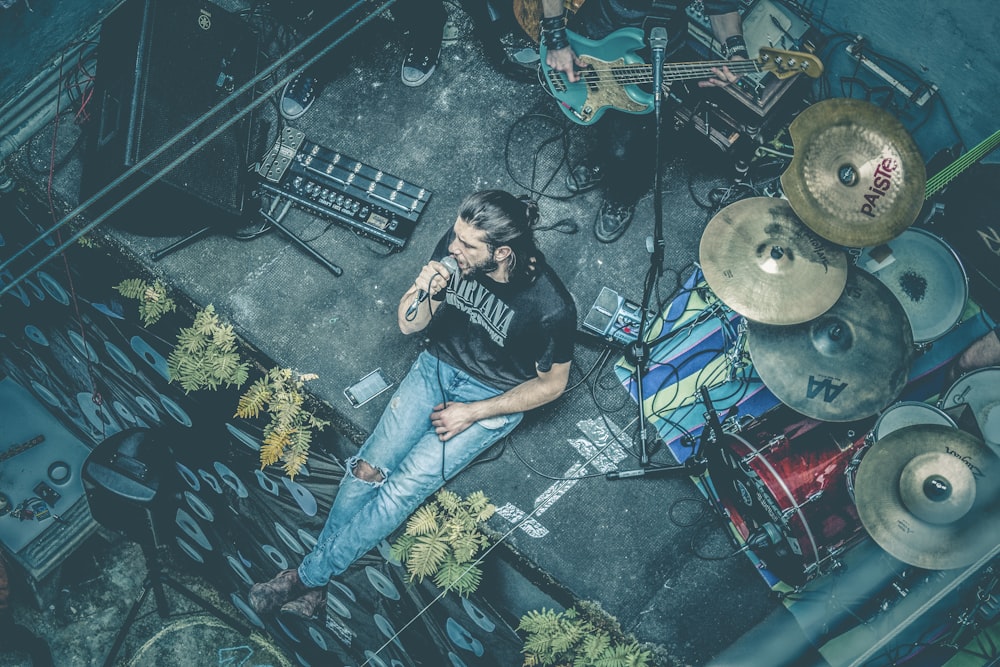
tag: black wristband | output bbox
[722,35,749,59]
[539,13,565,31]
[542,27,570,51]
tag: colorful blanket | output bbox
[615,268,997,464]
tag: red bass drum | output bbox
[708,405,874,586]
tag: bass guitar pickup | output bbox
[256,127,431,250]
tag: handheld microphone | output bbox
[649,26,668,105]
[405,256,459,319]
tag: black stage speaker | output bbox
[80,0,263,234]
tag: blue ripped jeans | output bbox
[297,350,522,587]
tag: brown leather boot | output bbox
[248,569,309,615]
[280,587,325,620]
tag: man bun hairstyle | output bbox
[458,190,544,283]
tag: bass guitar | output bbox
[541,27,823,126]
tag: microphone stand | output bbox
[606,21,743,507]
[609,25,673,476]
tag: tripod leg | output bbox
[150,225,214,261]
[102,579,154,667]
[161,575,252,636]
[259,209,343,277]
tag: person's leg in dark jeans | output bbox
[567,111,655,243]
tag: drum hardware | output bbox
[800,546,850,581]
[780,98,927,247]
[725,319,750,382]
[748,266,916,422]
[853,423,1000,570]
[722,412,759,435]
[608,384,730,479]
[740,433,785,464]
[698,197,849,325]
[778,490,825,523]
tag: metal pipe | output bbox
[0,86,84,164]
[0,39,97,133]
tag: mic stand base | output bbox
[605,454,708,480]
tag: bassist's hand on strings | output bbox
[701,12,746,88]
[699,62,742,88]
[546,45,586,83]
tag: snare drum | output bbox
[939,366,1000,452]
[709,405,873,586]
[858,228,968,346]
[845,401,957,500]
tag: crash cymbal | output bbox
[699,197,848,325]
[853,423,1000,569]
[747,266,914,421]
[781,98,926,247]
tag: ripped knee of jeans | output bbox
[347,456,386,485]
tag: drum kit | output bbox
[698,98,999,585]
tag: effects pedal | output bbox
[582,287,655,348]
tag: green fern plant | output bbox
[389,489,495,596]
[518,605,653,667]
[167,304,250,393]
[235,367,329,478]
[113,278,176,326]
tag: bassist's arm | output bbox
[701,10,745,87]
[709,11,743,45]
[542,0,583,82]
[541,0,563,19]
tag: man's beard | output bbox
[463,255,499,280]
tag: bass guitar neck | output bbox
[541,27,822,126]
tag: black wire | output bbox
[506,438,607,481]
[503,112,579,204]
[565,345,614,394]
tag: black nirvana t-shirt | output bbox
[425,233,577,392]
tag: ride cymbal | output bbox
[699,197,848,325]
[747,266,914,422]
[781,98,926,247]
[853,423,1000,569]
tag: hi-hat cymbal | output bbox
[781,98,927,247]
[853,423,1000,569]
[699,197,848,325]
[747,266,914,421]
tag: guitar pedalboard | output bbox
[256,127,431,251]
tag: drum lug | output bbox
[724,413,757,434]
[781,490,823,520]
[742,433,784,464]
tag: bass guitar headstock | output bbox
[757,48,824,79]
